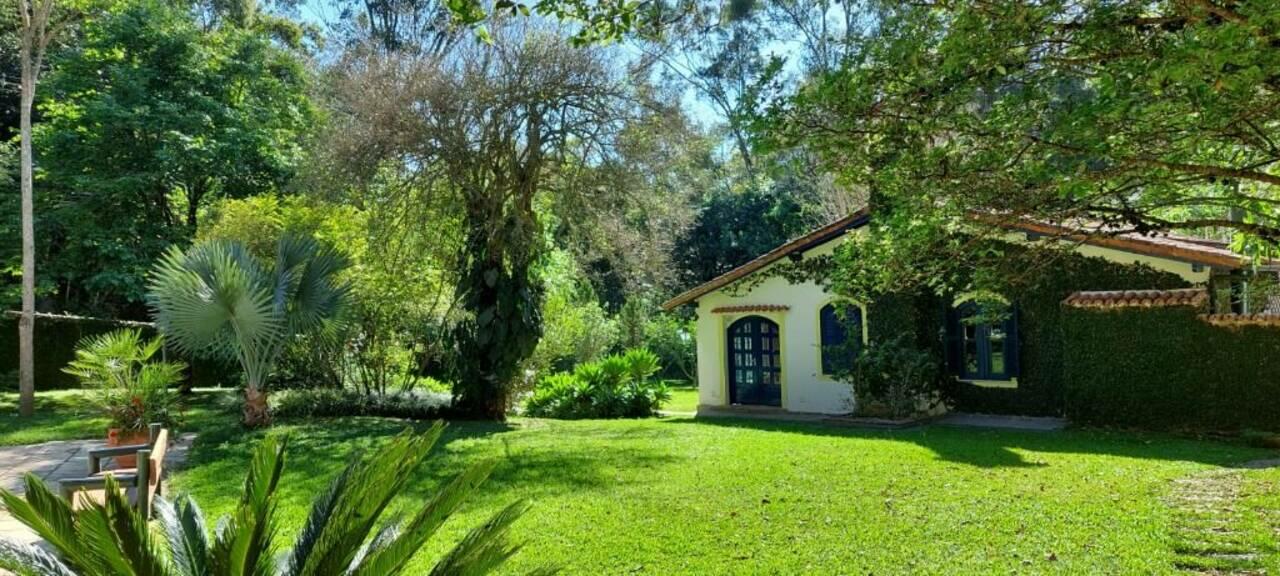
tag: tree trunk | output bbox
[17,24,38,418]
[453,375,508,421]
[242,386,272,427]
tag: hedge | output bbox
[940,246,1190,416]
[1062,306,1280,431]
[0,317,238,391]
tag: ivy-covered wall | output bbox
[1062,307,1280,430]
[0,318,237,391]
[912,247,1190,416]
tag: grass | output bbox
[1238,466,1280,573]
[0,390,108,446]
[0,388,238,446]
[169,410,1280,575]
[661,381,698,413]
[8,389,1278,573]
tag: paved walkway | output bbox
[0,434,195,544]
[935,412,1068,431]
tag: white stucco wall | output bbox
[694,240,861,415]
[692,228,1215,415]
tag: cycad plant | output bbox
[148,236,350,427]
[0,425,548,576]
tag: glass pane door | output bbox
[728,316,781,406]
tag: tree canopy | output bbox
[19,0,314,317]
[774,0,1280,277]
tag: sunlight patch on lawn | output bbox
[169,414,1278,574]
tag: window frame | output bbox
[950,301,1019,382]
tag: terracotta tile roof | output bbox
[1062,288,1208,309]
[661,208,871,310]
[999,219,1248,269]
[710,304,790,314]
[662,208,1262,311]
[1199,313,1280,327]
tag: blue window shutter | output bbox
[1004,307,1020,377]
[820,303,856,374]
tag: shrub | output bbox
[837,334,940,419]
[524,348,669,419]
[528,250,618,377]
[643,311,696,382]
[274,331,347,390]
[272,388,452,420]
[61,329,185,431]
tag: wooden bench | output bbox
[60,423,169,517]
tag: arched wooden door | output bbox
[727,316,781,406]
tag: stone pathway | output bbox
[1168,460,1280,575]
[0,434,196,544]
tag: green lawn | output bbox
[0,390,109,446]
[0,389,238,446]
[8,389,1278,573]
[169,411,1280,575]
[661,381,698,413]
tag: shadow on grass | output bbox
[660,415,1272,469]
[179,414,683,506]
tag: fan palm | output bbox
[147,236,350,427]
[0,424,550,576]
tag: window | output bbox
[820,302,862,375]
[947,302,1018,381]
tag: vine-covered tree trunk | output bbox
[451,222,543,420]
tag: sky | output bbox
[286,0,816,131]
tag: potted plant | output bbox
[62,329,185,467]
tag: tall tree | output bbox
[324,24,625,419]
[30,0,314,318]
[14,0,68,416]
[638,6,782,177]
[777,0,1280,281]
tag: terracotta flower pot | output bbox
[106,428,150,469]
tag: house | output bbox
[661,208,1280,425]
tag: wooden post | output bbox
[135,450,151,516]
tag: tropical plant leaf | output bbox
[348,459,498,576]
[100,475,172,576]
[276,234,351,337]
[0,476,89,570]
[72,474,171,576]
[427,500,531,576]
[156,495,211,576]
[345,519,401,575]
[291,425,442,576]
[210,434,287,576]
[0,538,79,576]
[280,454,356,576]
[148,243,283,362]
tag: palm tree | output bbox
[147,236,350,427]
[0,425,549,576]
